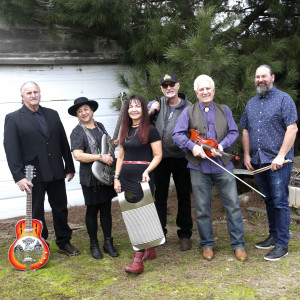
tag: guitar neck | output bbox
[112,110,123,141]
[25,188,33,230]
[108,93,126,155]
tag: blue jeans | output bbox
[253,162,292,247]
[190,169,245,250]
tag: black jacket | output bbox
[4,105,75,183]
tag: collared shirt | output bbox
[239,86,298,164]
[172,102,238,173]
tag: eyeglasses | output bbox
[161,82,176,89]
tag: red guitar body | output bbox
[8,165,50,271]
[9,219,50,270]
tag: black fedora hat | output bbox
[68,97,99,116]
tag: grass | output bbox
[1,196,300,299]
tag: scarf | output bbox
[79,120,111,154]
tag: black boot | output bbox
[103,237,119,257]
[90,240,103,259]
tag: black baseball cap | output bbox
[160,72,178,85]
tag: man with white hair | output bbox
[240,65,298,261]
[173,74,246,261]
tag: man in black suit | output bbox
[4,81,79,256]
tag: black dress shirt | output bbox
[33,107,49,138]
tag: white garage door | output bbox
[0,64,128,218]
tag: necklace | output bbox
[125,127,138,143]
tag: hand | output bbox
[149,101,160,115]
[17,178,33,193]
[66,173,75,182]
[244,154,254,171]
[102,154,114,166]
[113,139,120,147]
[192,144,206,159]
[210,144,223,158]
[142,170,150,182]
[271,155,285,171]
[114,179,121,193]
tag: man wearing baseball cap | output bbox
[148,72,193,251]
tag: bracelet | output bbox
[99,154,102,160]
[113,174,120,180]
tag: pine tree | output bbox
[1,0,299,153]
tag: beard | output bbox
[164,90,176,99]
[256,81,272,94]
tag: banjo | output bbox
[92,92,127,186]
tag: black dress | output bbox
[70,123,116,206]
[120,125,161,203]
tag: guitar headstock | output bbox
[25,165,35,182]
[120,92,127,104]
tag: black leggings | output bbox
[85,202,112,241]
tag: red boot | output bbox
[143,247,156,261]
[125,252,144,274]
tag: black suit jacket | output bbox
[4,105,75,183]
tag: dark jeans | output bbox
[154,157,193,239]
[32,179,72,246]
[253,162,292,247]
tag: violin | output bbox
[189,129,240,160]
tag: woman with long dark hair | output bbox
[114,94,162,274]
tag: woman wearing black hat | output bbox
[68,97,118,259]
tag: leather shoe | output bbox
[203,248,214,261]
[264,246,288,261]
[58,242,80,256]
[180,238,192,251]
[234,249,247,261]
[255,235,276,249]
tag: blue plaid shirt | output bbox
[239,87,298,164]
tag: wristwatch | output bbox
[113,174,120,180]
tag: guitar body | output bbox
[9,218,50,270]
[92,134,115,186]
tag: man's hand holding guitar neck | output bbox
[17,178,33,193]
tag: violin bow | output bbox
[200,148,266,198]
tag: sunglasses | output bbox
[161,82,176,89]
